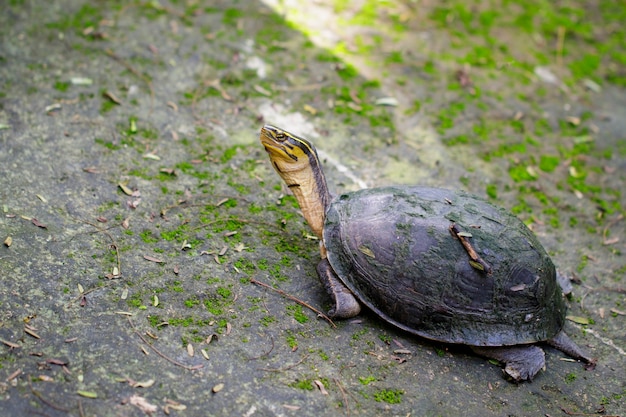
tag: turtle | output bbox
[259,124,596,381]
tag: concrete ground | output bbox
[1,1,624,416]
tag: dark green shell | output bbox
[323,186,566,347]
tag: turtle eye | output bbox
[275,132,287,141]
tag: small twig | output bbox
[28,375,71,412]
[250,278,336,328]
[78,399,85,417]
[334,378,351,417]
[258,354,309,372]
[449,223,492,274]
[128,317,202,371]
[248,334,275,360]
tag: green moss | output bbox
[234,258,256,275]
[216,287,232,298]
[373,389,403,404]
[260,315,276,326]
[168,280,184,293]
[184,297,200,308]
[54,81,70,92]
[285,331,298,350]
[94,138,120,150]
[286,304,309,324]
[140,230,159,243]
[168,316,195,327]
[565,372,577,383]
[539,155,560,173]
[485,184,498,199]
[127,293,144,308]
[291,379,314,391]
[509,164,536,182]
[45,3,102,33]
[359,376,376,385]
[221,146,239,163]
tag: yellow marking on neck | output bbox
[260,125,331,239]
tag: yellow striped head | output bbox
[259,125,319,177]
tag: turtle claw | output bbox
[317,258,361,319]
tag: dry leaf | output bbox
[132,379,155,388]
[129,395,158,414]
[143,153,161,160]
[46,358,69,366]
[313,380,328,395]
[31,218,47,229]
[119,183,133,196]
[103,91,122,104]
[216,198,230,206]
[566,315,590,325]
[77,390,98,398]
[24,328,41,339]
[143,255,163,263]
[164,400,187,415]
[128,199,141,209]
[1,339,21,348]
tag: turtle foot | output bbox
[317,259,361,319]
[547,330,596,369]
[472,345,546,382]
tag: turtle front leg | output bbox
[471,345,546,382]
[317,258,361,319]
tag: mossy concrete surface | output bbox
[0,1,625,416]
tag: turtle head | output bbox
[260,125,316,178]
[260,124,331,239]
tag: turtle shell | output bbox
[323,186,566,347]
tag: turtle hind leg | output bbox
[317,258,361,319]
[547,330,597,369]
[471,345,546,382]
